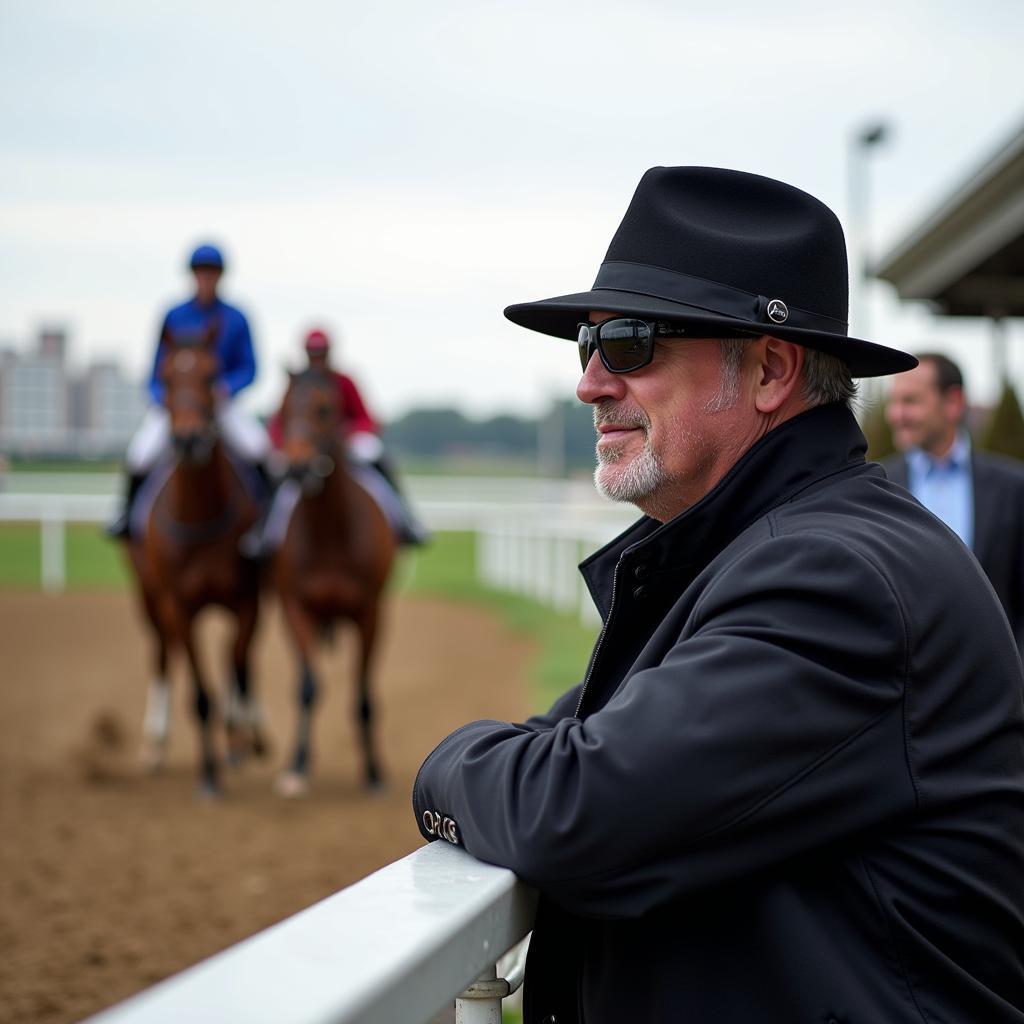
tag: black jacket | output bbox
[883,449,1024,653]
[414,404,1024,1023]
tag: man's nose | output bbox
[577,351,628,405]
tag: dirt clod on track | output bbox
[0,590,533,1024]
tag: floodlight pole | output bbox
[847,121,889,402]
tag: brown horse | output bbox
[272,369,396,796]
[129,325,266,795]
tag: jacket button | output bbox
[632,585,648,600]
[540,1017,558,1024]
[633,563,650,580]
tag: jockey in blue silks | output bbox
[107,243,270,538]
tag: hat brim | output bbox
[504,289,915,378]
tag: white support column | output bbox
[455,964,504,1024]
[41,513,66,593]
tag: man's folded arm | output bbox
[413,534,915,918]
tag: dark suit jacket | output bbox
[883,449,1024,652]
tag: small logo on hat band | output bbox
[767,299,789,324]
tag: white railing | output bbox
[0,493,116,592]
[83,843,536,1024]
[0,480,633,614]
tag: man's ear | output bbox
[753,336,805,414]
[945,385,967,423]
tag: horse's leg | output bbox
[276,598,318,798]
[141,628,171,771]
[354,603,384,791]
[228,596,267,762]
[140,587,172,771]
[164,599,219,796]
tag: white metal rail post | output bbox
[0,493,114,593]
[82,842,536,1024]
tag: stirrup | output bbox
[106,512,131,540]
[238,523,270,560]
[399,518,431,547]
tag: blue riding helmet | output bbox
[189,244,225,270]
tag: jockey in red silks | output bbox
[241,328,428,557]
[267,328,380,458]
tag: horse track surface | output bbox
[0,589,533,1024]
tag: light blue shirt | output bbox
[906,432,974,548]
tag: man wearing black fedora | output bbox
[413,167,1024,1022]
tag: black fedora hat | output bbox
[504,166,915,378]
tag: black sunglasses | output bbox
[577,319,691,374]
[577,319,760,374]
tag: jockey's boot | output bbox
[238,503,272,561]
[372,456,430,547]
[105,472,145,540]
[237,461,277,561]
[253,460,273,501]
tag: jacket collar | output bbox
[580,402,869,616]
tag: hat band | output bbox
[592,261,848,335]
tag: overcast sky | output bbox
[2,0,1022,420]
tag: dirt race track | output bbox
[0,589,533,1024]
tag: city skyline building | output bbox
[0,326,144,458]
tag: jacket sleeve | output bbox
[412,532,915,918]
[337,373,378,435]
[267,406,284,450]
[518,683,583,731]
[220,313,257,397]
[148,316,169,404]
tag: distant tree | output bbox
[860,399,896,462]
[980,382,1024,461]
[381,398,612,472]
[383,408,475,456]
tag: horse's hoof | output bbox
[274,771,309,799]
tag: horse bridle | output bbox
[285,376,340,495]
[168,386,219,465]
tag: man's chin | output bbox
[595,459,656,505]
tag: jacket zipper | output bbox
[575,556,623,718]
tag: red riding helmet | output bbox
[304,328,331,353]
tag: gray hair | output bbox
[709,338,857,411]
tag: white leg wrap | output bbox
[143,679,171,739]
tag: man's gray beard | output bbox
[595,440,664,504]
[592,405,665,505]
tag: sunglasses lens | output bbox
[578,324,593,371]
[599,319,652,372]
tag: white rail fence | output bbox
[83,842,536,1024]
[0,476,632,620]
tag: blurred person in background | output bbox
[107,243,269,539]
[884,352,1024,652]
[239,327,427,557]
